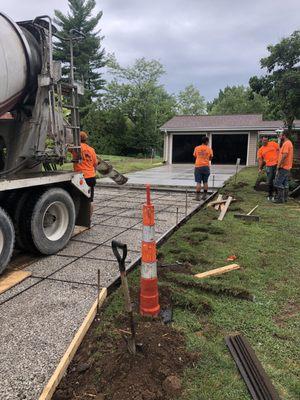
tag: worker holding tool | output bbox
[273,130,294,203]
[193,136,213,201]
[257,136,279,201]
[71,131,99,215]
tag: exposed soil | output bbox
[274,300,300,327]
[54,284,199,400]
[232,181,249,189]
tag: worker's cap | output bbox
[80,131,88,141]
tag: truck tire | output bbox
[14,191,38,251]
[0,207,15,274]
[26,188,75,254]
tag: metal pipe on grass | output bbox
[185,189,188,216]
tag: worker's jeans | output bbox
[266,165,277,196]
[274,168,289,190]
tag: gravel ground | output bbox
[0,186,210,399]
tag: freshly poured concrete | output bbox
[100,163,241,188]
[0,186,210,399]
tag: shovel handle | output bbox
[112,240,127,272]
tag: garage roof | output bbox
[160,114,300,131]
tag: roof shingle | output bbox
[160,114,300,130]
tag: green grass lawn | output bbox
[59,154,163,175]
[158,167,300,399]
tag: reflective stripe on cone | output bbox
[141,261,157,279]
[142,225,155,242]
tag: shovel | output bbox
[112,240,136,355]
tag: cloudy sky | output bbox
[2,0,299,100]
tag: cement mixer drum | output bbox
[0,13,41,115]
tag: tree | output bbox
[94,57,176,155]
[54,0,105,103]
[207,85,269,115]
[177,84,206,115]
[249,31,300,130]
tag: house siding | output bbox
[248,131,258,166]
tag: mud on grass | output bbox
[53,284,199,400]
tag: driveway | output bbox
[102,164,242,189]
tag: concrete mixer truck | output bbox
[0,13,92,273]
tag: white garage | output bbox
[161,114,292,166]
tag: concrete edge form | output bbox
[0,270,32,294]
[39,288,107,400]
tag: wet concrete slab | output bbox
[58,241,98,257]
[51,258,119,286]
[73,225,126,245]
[0,280,97,400]
[25,255,76,278]
[83,245,139,263]
[100,164,240,189]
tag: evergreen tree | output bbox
[54,0,105,104]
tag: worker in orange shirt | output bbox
[257,136,279,200]
[72,131,99,214]
[193,136,213,201]
[273,130,294,203]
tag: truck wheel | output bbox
[0,207,15,274]
[28,188,75,254]
[14,191,37,251]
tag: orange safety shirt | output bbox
[278,139,294,170]
[73,143,97,179]
[193,145,213,167]
[257,141,279,166]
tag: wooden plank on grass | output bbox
[194,264,240,279]
[218,196,233,221]
[214,195,223,210]
[39,288,107,400]
[0,270,32,295]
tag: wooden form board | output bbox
[194,264,240,279]
[218,196,233,221]
[0,270,32,295]
[39,288,107,400]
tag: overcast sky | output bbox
[2,0,299,100]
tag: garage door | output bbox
[212,134,248,165]
[172,135,205,163]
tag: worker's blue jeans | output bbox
[265,165,277,196]
[274,168,289,189]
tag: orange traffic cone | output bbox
[140,185,160,317]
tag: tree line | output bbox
[54,0,300,156]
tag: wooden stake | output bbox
[247,205,259,215]
[194,264,240,279]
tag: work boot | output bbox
[284,188,289,203]
[202,192,208,200]
[272,188,284,204]
[195,192,201,201]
